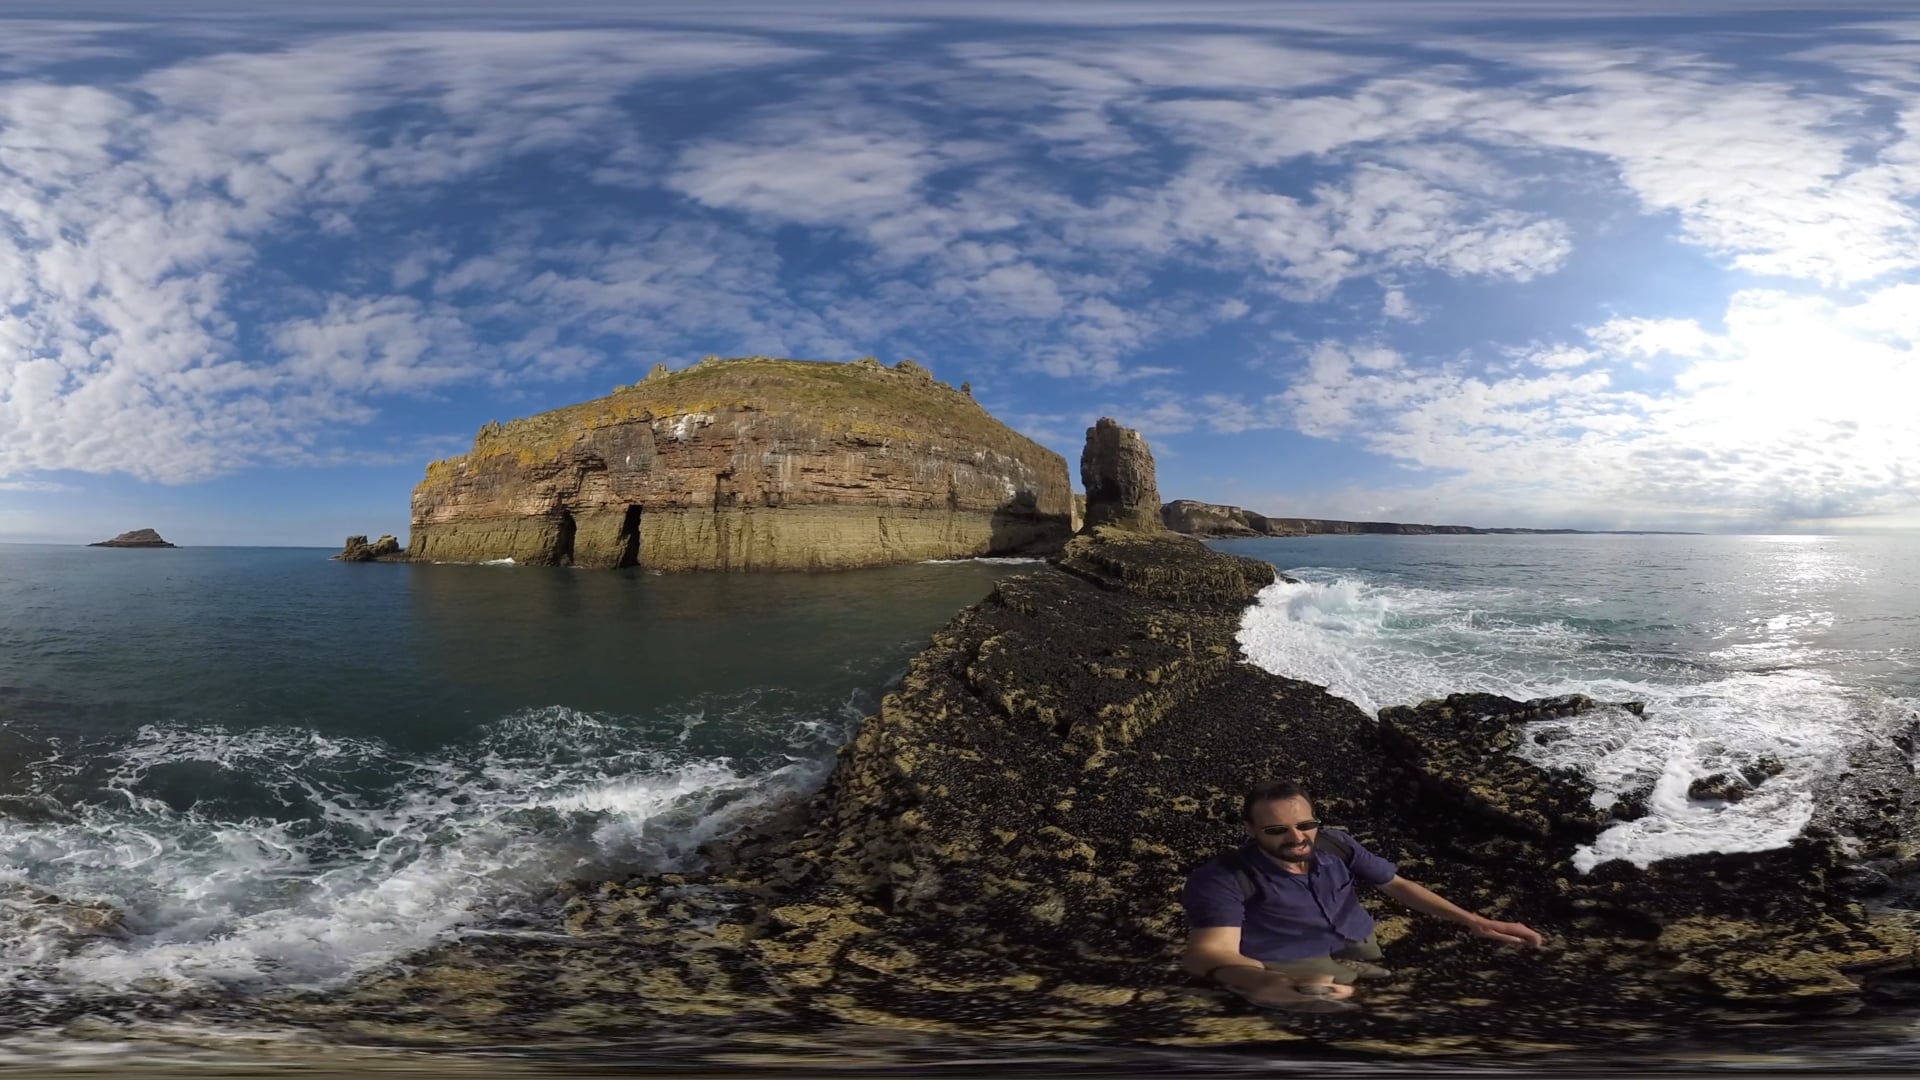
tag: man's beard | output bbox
[1260,837,1314,863]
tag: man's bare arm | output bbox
[1376,877,1546,947]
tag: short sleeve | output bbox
[1342,834,1398,887]
[1181,861,1248,929]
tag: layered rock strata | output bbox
[1080,418,1162,533]
[405,357,1073,571]
[87,528,175,548]
[274,527,1920,1064]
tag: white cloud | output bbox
[952,35,1378,96]
[0,29,812,484]
[1586,316,1719,360]
[1256,286,1920,527]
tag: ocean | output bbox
[1,534,1916,1065]
[1230,532,1920,873]
[0,545,1032,1049]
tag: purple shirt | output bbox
[1181,830,1399,961]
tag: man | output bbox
[1181,780,1545,1013]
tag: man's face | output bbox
[1246,795,1318,864]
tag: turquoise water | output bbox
[1,534,1918,1058]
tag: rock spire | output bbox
[1078,417,1163,533]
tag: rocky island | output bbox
[332,535,403,562]
[381,356,1072,571]
[86,528,176,548]
[265,421,1919,1067]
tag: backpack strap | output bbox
[1316,827,1356,864]
[1227,850,1262,904]
[1228,828,1357,905]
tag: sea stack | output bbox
[1079,416,1163,533]
[333,535,403,562]
[403,357,1074,571]
[87,529,176,548]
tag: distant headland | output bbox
[87,528,177,548]
[1160,499,1698,538]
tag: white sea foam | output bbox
[1237,575,1907,871]
[919,556,1045,565]
[0,703,844,998]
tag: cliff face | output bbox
[406,357,1073,571]
[1160,499,1262,537]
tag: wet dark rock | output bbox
[334,534,404,562]
[1378,693,1615,842]
[1609,794,1652,822]
[1742,755,1787,788]
[1688,772,1748,803]
[0,885,130,947]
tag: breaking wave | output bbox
[1237,573,1916,872]
[0,696,861,1006]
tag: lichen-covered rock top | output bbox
[405,357,1073,570]
[272,528,1920,1067]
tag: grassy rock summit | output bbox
[269,427,1920,1068]
[399,356,1073,571]
[86,528,175,548]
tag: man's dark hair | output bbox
[1242,780,1311,822]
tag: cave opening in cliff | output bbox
[617,505,642,569]
[553,509,576,567]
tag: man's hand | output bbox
[1469,917,1546,947]
[1223,970,1355,1008]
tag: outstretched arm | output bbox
[1377,877,1546,947]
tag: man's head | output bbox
[1242,780,1321,864]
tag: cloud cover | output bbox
[0,4,1916,534]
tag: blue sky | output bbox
[3,1,1919,545]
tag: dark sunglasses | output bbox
[1260,819,1322,835]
